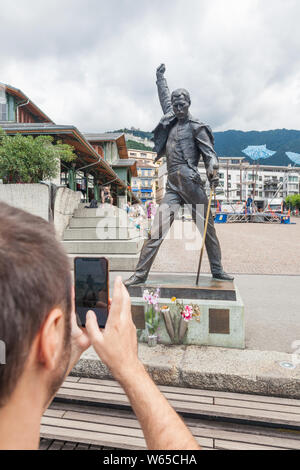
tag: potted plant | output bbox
[143,288,160,347]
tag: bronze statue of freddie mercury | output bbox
[125,64,233,287]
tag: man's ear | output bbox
[38,308,65,370]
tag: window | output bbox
[0,89,7,121]
[289,176,298,182]
[0,104,7,121]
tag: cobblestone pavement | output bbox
[151,217,300,275]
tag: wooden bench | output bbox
[40,376,300,450]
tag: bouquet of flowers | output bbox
[161,297,201,344]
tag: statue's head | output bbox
[171,88,191,120]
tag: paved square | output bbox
[152,217,300,275]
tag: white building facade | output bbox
[157,156,300,208]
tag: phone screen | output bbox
[74,257,109,328]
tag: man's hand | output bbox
[207,160,219,189]
[70,310,91,356]
[156,63,166,78]
[85,276,140,382]
[64,295,92,378]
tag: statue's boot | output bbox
[124,273,147,287]
[212,271,234,281]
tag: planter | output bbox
[147,334,158,347]
[161,306,189,344]
[161,307,175,343]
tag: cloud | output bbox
[1,0,300,132]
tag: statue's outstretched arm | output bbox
[156,64,172,115]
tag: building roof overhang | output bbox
[0,123,140,201]
[0,82,53,123]
[84,133,129,160]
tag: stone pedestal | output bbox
[128,274,245,349]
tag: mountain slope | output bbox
[214,129,300,166]
[114,128,300,166]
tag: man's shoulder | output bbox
[189,116,214,144]
[189,115,210,130]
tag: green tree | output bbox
[0,129,76,183]
[126,139,153,152]
[285,194,300,209]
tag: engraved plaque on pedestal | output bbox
[209,308,230,334]
[131,304,145,329]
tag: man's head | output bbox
[171,88,191,120]
[0,202,73,408]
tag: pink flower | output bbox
[143,289,160,306]
[143,289,150,302]
[181,305,193,322]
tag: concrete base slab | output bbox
[71,344,300,399]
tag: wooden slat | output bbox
[40,424,146,450]
[215,397,300,416]
[75,376,300,408]
[75,443,90,450]
[51,401,137,420]
[63,411,142,430]
[47,440,65,450]
[78,378,120,388]
[56,387,130,405]
[187,425,300,450]
[61,441,77,450]
[44,409,66,418]
[39,438,53,450]
[42,416,145,439]
[65,377,80,383]
[214,439,284,451]
[61,381,214,405]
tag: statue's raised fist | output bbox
[156,64,166,76]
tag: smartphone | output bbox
[74,257,109,328]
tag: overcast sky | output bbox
[1,0,300,133]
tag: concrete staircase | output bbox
[62,203,144,271]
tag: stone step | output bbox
[68,254,140,272]
[74,207,122,218]
[69,217,137,229]
[64,227,141,241]
[62,238,144,255]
